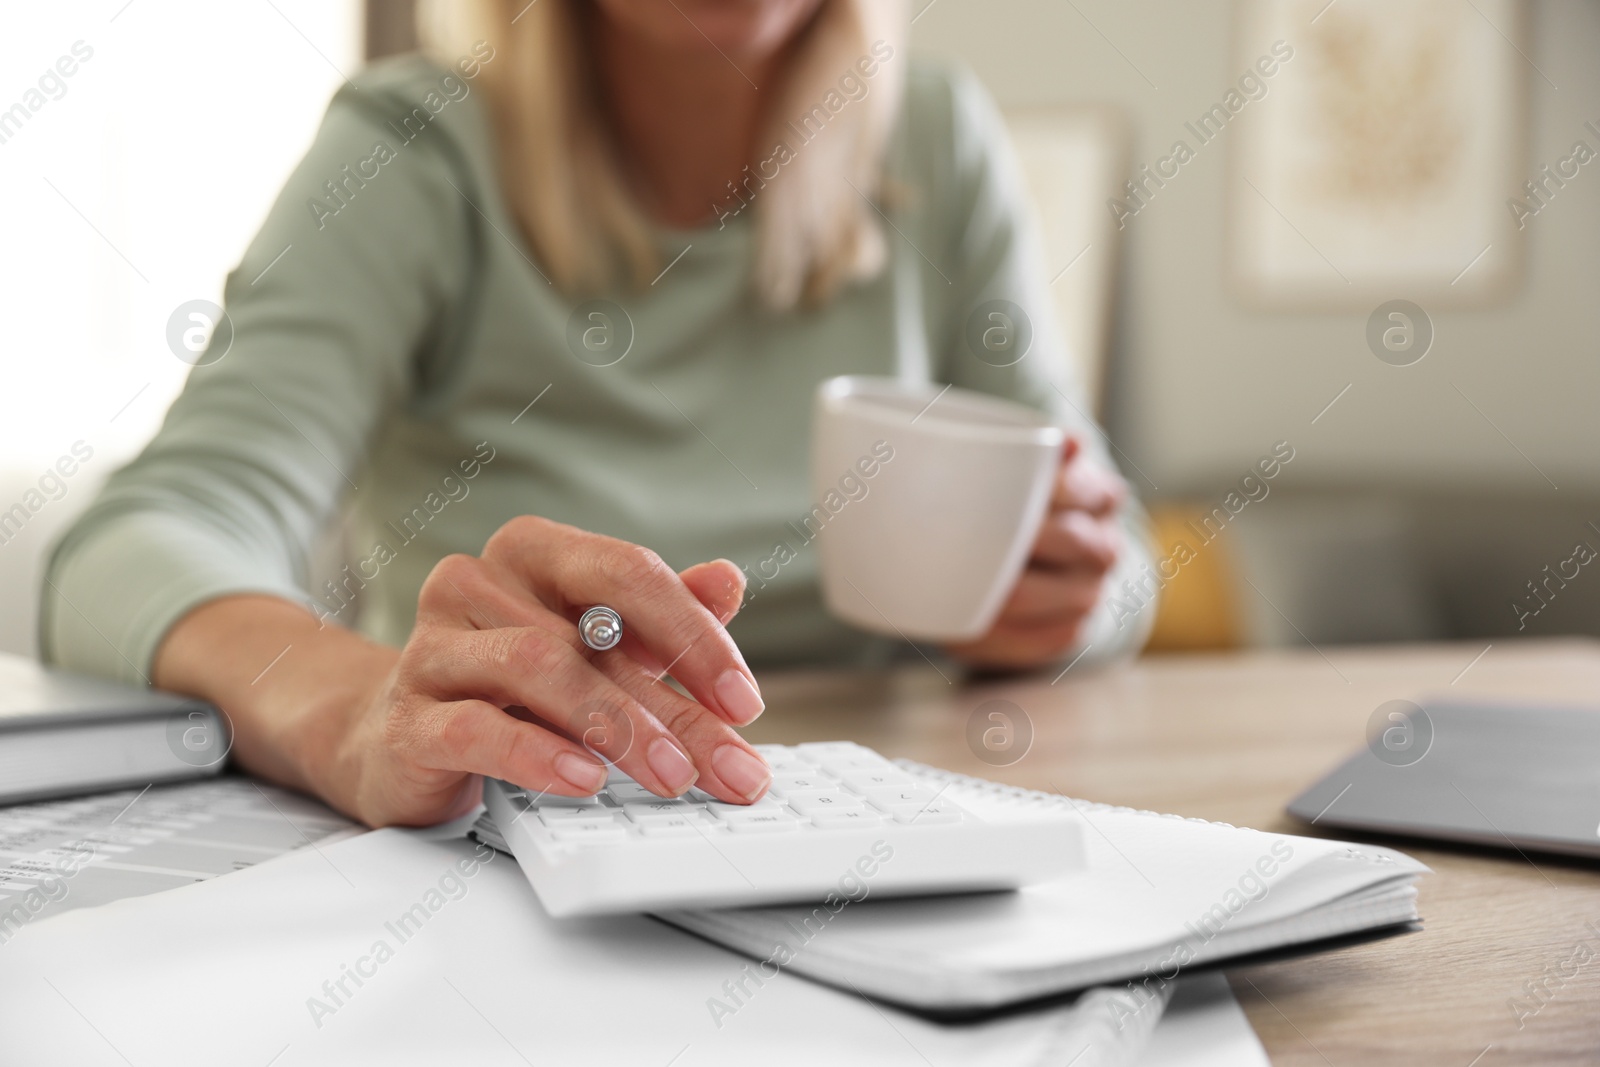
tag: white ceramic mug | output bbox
[808,376,1064,641]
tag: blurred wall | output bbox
[0,3,360,658]
[913,0,1600,646]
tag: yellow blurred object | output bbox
[1142,504,1243,652]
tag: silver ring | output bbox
[578,606,624,652]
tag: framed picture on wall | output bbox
[1229,0,1526,307]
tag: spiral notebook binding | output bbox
[894,760,1239,830]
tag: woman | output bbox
[42,0,1152,827]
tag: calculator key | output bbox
[807,809,885,830]
[536,807,614,826]
[864,787,940,811]
[796,743,884,765]
[538,814,615,833]
[637,817,703,837]
[705,799,781,819]
[724,813,801,833]
[715,803,793,822]
[769,774,835,795]
[752,744,809,766]
[623,801,697,823]
[891,804,962,825]
[786,793,867,815]
[536,793,609,807]
[796,742,870,757]
[550,822,629,843]
[837,769,915,792]
[605,783,666,803]
[821,756,895,774]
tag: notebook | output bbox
[647,761,1428,1014]
[0,653,229,805]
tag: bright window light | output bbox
[0,0,362,462]
[0,0,361,655]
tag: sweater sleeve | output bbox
[40,77,473,684]
[927,64,1157,664]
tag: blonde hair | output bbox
[417,0,908,310]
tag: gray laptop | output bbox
[1287,700,1600,860]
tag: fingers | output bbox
[416,698,611,798]
[946,618,1089,669]
[942,444,1128,671]
[678,559,747,626]
[423,554,745,680]
[572,560,748,677]
[411,551,770,802]
[608,558,747,676]
[485,518,765,726]
[1036,444,1126,571]
[602,659,771,803]
[1051,442,1126,517]
[411,620,772,801]
[417,554,548,630]
[408,625,703,798]
[1033,509,1122,571]
[998,567,1107,624]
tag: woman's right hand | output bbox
[154,517,773,828]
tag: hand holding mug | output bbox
[942,439,1125,669]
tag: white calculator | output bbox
[480,741,1084,917]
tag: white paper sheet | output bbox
[1142,975,1271,1067]
[0,827,1263,1066]
[0,776,357,939]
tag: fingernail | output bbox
[715,669,765,724]
[647,737,699,795]
[712,558,744,591]
[554,752,606,794]
[713,744,772,802]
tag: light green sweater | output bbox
[42,54,1152,682]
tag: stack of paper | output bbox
[0,765,1426,1062]
[0,777,357,938]
[0,828,1269,1065]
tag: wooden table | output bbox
[744,638,1600,1065]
